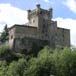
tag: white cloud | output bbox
[54,17,76,46]
[63,0,76,13]
[0,3,28,31]
[44,0,50,3]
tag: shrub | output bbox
[0,44,9,56]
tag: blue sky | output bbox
[0,0,76,46]
[0,0,76,18]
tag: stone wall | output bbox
[8,27,16,49]
[48,21,57,48]
[13,37,49,53]
[15,25,48,40]
[56,27,70,48]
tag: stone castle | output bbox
[8,4,70,53]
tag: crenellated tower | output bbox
[27,4,53,33]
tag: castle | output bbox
[8,4,70,53]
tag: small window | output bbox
[33,20,35,23]
[40,11,42,14]
[11,35,13,39]
[42,29,45,33]
[32,19,35,23]
[63,34,64,37]
[45,34,49,39]
[45,33,48,36]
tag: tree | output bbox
[24,46,53,76]
[0,61,8,76]
[51,47,76,76]
[0,45,76,76]
[7,58,27,76]
[0,24,8,42]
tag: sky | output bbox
[0,0,76,46]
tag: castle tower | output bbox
[27,4,53,32]
[27,4,41,27]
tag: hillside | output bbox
[0,45,76,76]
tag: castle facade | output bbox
[8,4,70,53]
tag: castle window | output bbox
[32,19,35,23]
[62,34,64,37]
[40,11,42,14]
[11,35,13,39]
[45,34,48,36]
[41,25,44,33]
[45,33,48,37]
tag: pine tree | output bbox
[0,24,8,42]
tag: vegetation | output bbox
[0,24,8,43]
[0,44,9,56]
[0,45,76,76]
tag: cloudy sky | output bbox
[0,0,76,46]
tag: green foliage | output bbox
[0,24,8,42]
[0,46,76,76]
[0,45,9,56]
[0,61,8,76]
[51,47,76,76]
[23,46,53,76]
[7,58,27,76]
[0,31,8,42]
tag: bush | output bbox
[0,46,76,76]
[0,44,9,56]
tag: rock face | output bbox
[8,4,70,53]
